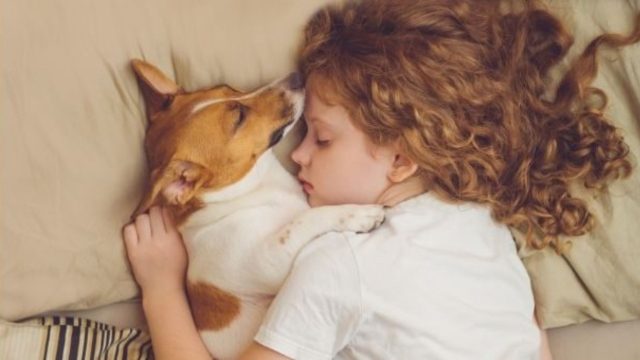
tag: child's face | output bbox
[291,85,395,207]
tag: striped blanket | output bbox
[0,316,153,360]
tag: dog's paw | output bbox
[335,205,385,233]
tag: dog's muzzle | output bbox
[268,120,294,148]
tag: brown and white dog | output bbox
[130,59,384,359]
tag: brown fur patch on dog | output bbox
[186,281,241,331]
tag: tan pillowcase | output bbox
[513,0,640,328]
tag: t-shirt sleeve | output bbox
[254,232,362,360]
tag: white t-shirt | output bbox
[254,192,540,360]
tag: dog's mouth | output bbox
[268,119,294,148]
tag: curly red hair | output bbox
[297,0,639,251]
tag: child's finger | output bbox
[123,224,139,249]
[161,206,176,233]
[135,213,152,241]
[149,206,166,235]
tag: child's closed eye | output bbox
[309,123,333,147]
[316,138,331,147]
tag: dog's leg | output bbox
[248,204,385,292]
[276,204,385,247]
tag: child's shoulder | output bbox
[387,192,503,230]
[377,192,516,255]
[293,230,359,276]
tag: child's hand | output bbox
[123,206,188,297]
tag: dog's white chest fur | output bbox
[181,151,307,294]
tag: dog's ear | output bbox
[132,160,211,219]
[131,59,181,120]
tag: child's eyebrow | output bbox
[307,116,333,128]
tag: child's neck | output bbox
[376,176,426,207]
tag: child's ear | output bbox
[388,153,418,183]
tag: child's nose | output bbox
[291,141,310,166]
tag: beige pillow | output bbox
[514,0,640,328]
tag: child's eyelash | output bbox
[316,139,331,147]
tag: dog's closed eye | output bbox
[227,102,249,132]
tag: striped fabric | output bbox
[0,316,153,360]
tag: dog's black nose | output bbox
[286,72,304,90]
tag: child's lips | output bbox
[298,177,314,193]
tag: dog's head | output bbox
[130,59,304,223]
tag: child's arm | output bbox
[123,206,211,359]
[143,290,288,360]
[123,206,290,360]
[534,313,553,360]
[141,286,212,359]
